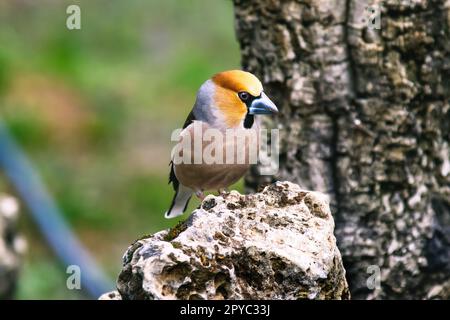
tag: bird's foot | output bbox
[217,188,229,196]
[195,190,205,201]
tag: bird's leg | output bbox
[217,188,229,196]
[195,190,205,201]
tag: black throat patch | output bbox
[243,113,254,129]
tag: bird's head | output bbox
[194,70,278,129]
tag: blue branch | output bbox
[0,119,113,298]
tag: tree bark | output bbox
[233,0,450,299]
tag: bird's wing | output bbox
[182,110,196,130]
[168,160,179,191]
[168,110,197,191]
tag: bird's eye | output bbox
[238,91,250,101]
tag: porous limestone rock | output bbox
[99,290,122,300]
[0,194,26,299]
[106,182,349,300]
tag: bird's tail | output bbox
[164,184,193,219]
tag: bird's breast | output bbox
[172,121,260,190]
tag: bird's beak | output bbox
[248,92,278,115]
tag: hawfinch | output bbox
[165,70,278,218]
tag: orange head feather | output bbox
[212,70,263,128]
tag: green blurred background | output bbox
[0,0,241,299]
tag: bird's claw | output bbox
[217,188,229,196]
[195,190,205,201]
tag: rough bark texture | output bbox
[0,194,25,299]
[103,182,349,300]
[233,0,450,299]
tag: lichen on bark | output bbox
[233,0,450,299]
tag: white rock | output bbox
[108,182,349,300]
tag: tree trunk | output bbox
[233,0,450,299]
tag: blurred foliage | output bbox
[0,0,240,299]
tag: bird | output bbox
[165,70,278,219]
